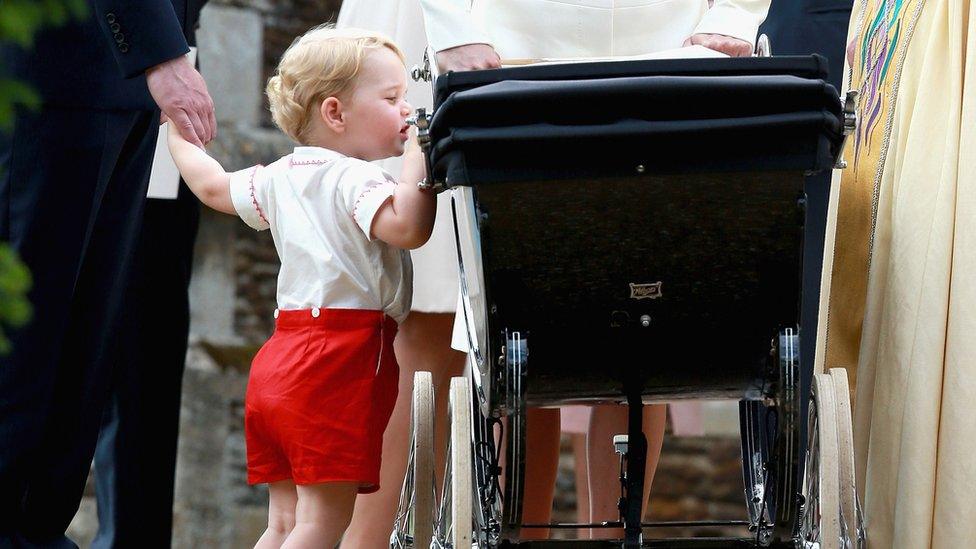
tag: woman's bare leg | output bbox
[571,432,590,537]
[585,404,667,539]
[518,407,561,539]
[254,480,298,549]
[281,482,359,548]
[340,313,465,548]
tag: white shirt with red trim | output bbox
[228,146,412,323]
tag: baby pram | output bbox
[395,51,860,549]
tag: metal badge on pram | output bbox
[629,282,663,300]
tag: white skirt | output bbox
[337,0,460,313]
[471,0,707,59]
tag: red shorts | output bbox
[245,308,399,491]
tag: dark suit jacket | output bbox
[760,0,854,90]
[1,0,198,110]
[186,0,208,48]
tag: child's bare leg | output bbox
[281,482,359,548]
[254,480,298,549]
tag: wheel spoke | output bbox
[391,372,435,549]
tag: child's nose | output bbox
[402,101,413,115]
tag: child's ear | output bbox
[320,97,345,133]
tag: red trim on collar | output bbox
[289,156,332,168]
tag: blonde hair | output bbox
[266,25,405,144]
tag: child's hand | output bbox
[400,131,426,186]
[167,119,204,150]
[165,118,235,214]
[377,129,436,249]
[404,128,422,157]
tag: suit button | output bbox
[106,13,116,23]
[110,23,120,33]
[114,32,125,43]
[118,42,129,53]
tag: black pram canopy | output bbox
[428,55,844,186]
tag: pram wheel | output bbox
[435,376,474,548]
[740,399,776,543]
[798,373,842,548]
[391,372,435,549]
[829,368,864,548]
[739,329,802,545]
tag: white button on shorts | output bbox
[311,307,321,318]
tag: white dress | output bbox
[419,0,772,58]
[337,0,460,314]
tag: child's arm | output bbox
[370,139,436,249]
[166,122,235,215]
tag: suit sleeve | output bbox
[418,0,494,53]
[92,0,190,78]
[694,0,771,48]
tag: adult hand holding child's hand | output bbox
[147,55,217,147]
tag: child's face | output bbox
[343,48,412,161]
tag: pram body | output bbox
[395,54,859,549]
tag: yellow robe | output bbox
[820,0,976,546]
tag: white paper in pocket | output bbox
[147,47,198,200]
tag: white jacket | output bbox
[420,0,771,59]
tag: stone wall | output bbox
[193,1,348,345]
[182,1,353,348]
[171,344,266,548]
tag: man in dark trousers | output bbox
[760,0,853,359]
[761,0,853,89]
[0,1,215,546]
[90,2,208,545]
[761,0,854,335]
[760,0,853,476]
